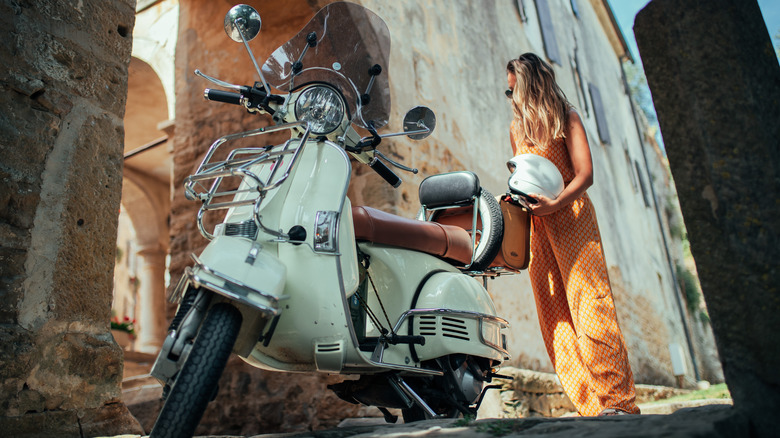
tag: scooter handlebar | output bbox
[369,158,402,188]
[205,88,243,105]
[205,85,286,114]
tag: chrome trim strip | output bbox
[478,319,510,358]
[167,266,191,303]
[365,359,444,376]
[189,272,279,317]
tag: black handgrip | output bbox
[369,158,401,188]
[204,88,242,105]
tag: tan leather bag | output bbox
[430,198,531,272]
[489,199,530,271]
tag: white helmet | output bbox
[506,154,564,204]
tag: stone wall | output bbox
[169,0,322,287]
[635,0,780,436]
[0,0,143,436]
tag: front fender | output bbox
[192,235,287,313]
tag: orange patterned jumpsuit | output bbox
[511,119,640,416]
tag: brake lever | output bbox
[194,69,242,91]
[375,150,418,174]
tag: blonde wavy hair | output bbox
[506,53,572,148]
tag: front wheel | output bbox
[150,303,242,438]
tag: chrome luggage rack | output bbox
[183,121,311,240]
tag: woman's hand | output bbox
[527,193,559,216]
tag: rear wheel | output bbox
[150,303,242,438]
[431,188,504,271]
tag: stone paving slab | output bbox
[245,405,746,438]
[99,404,748,438]
[637,398,733,415]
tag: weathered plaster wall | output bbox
[350,0,716,385]
[0,0,143,435]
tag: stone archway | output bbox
[118,57,173,354]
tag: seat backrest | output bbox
[419,171,480,209]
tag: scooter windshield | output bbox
[261,2,391,130]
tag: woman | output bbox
[506,53,639,416]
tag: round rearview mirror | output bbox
[402,106,436,140]
[224,4,262,43]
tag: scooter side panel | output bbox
[410,274,507,363]
[246,141,357,370]
[353,244,507,366]
[352,244,459,336]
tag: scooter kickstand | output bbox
[378,407,398,423]
[391,375,439,419]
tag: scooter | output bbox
[149,3,523,437]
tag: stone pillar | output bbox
[133,246,169,353]
[0,0,143,436]
[120,167,171,354]
[635,0,780,435]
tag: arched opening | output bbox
[114,57,173,354]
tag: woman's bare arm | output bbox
[527,109,593,216]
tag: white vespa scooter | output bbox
[149,3,523,437]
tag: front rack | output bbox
[184,121,311,240]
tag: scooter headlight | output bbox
[294,86,345,135]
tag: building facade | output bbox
[116,0,723,426]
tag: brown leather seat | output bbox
[352,206,473,265]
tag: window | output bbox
[570,0,580,18]
[588,82,611,144]
[634,160,651,207]
[516,0,528,22]
[623,143,638,193]
[570,49,589,116]
[534,0,561,64]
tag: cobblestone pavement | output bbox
[102,403,743,438]
[114,354,737,438]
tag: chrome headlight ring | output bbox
[294,85,347,135]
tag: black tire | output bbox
[431,188,504,271]
[168,286,198,333]
[150,303,242,438]
[470,188,504,271]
